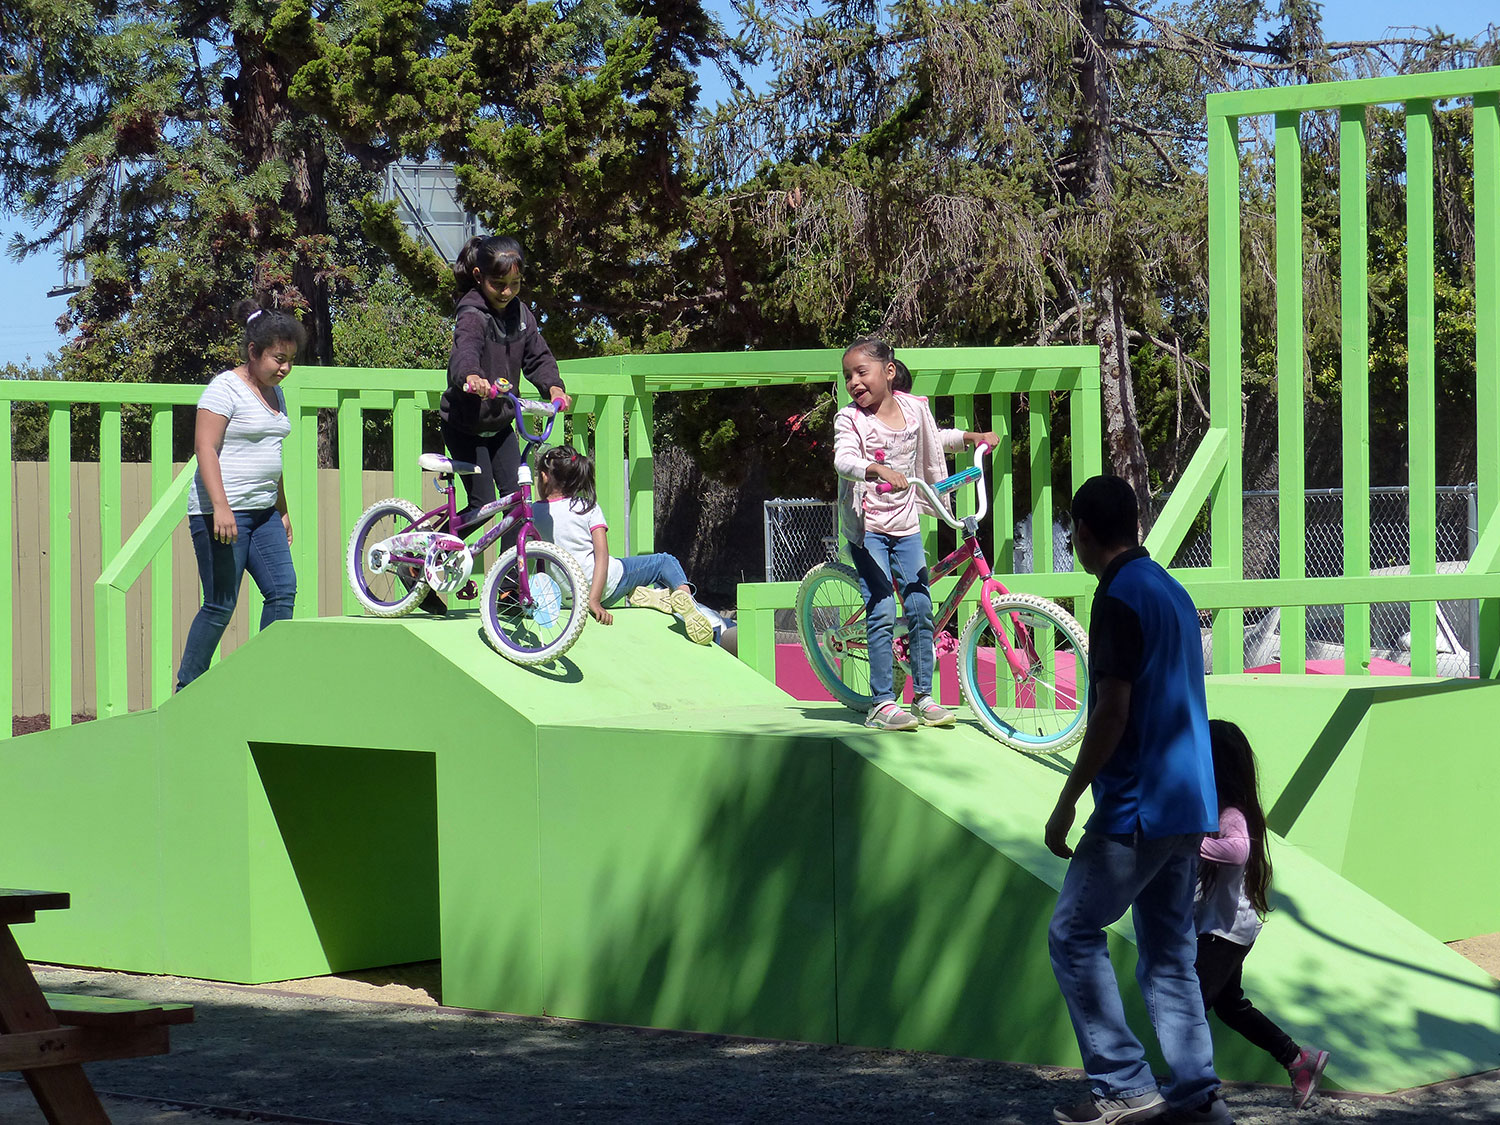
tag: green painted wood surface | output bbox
[150,407,174,704]
[1340,106,1373,673]
[1477,93,1500,673]
[1207,111,1245,673]
[2,617,1498,1090]
[47,405,71,726]
[1406,100,1439,676]
[1276,111,1306,673]
[0,402,10,732]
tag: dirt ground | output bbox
[2,950,1497,1125]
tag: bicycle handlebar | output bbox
[484,380,563,443]
[872,444,991,529]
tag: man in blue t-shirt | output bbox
[1045,475,1230,1125]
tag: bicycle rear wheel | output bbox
[480,541,589,664]
[795,562,876,711]
[347,498,428,617]
[958,592,1089,753]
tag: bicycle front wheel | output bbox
[347,498,428,617]
[958,592,1089,753]
[795,562,875,711]
[480,541,589,665]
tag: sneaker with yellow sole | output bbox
[628,585,674,614]
[669,590,715,645]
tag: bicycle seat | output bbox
[419,454,481,475]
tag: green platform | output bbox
[2,613,1497,1092]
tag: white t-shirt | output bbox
[532,498,625,597]
[187,371,290,515]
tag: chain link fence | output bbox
[1170,485,1479,675]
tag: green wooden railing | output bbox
[4,348,1097,732]
[1172,65,1500,676]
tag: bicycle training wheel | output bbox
[480,541,589,665]
[958,591,1089,753]
[795,562,876,711]
[347,498,429,617]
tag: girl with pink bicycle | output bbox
[832,338,1002,731]
[804,339,1089,750]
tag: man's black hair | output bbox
[1070,475,1139,549]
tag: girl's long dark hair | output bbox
[454,235,524,295]
[232,299,305,361]
[536,445,596,513]
[1205,718,1273,918]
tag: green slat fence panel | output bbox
[0,402,10,736]
[1276,110,1307,674]
[1406,99,1438,677]
[1208,111,1246,673]
[1477,91,1500,673]
[48,404,71,727]
[1340,105,1373,673]
[151,406,175,705]
[97,407,126,718]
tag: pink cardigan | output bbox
[833,392,962,545]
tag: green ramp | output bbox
[1207,674,1500,941]
[1,614,1496,1091]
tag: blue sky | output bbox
[1,0,1495,368]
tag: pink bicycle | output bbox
[345,381,588,665]
[794,446,1089,752]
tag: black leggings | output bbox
[441,422,522,532]
[1195,933,1299,1067]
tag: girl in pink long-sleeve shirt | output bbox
[833,340,994,731]
[1197,720,1330,1109]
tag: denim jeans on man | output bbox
[177,508,297,689]
[848,531,933,704]
[606,552,690,603]
[1049,829,1219,1109]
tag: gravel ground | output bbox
[2,965,1496,1125]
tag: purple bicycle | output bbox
[345,380,589,665]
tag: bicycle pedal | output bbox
[456,580,480,601]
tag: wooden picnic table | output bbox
[0,889,194,1125]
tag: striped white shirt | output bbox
[187,371,290,515]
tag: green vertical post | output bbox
[1068,373,1101,629]
[1474,91,1500,674]
[151,406,175,706]
[1030,395,1053,575]
[594,396,627,556]
[628,380,654,555]
[952,393,976,521]
[1208,110,1245,672]
[0,401,11,736]
[993,395,1014,575]
[1275,111,1306,674]
[97,406,126,717]
[338,394,364,617]
[393,395,422,504]
[48,405,71,727]
[1406,100,1438,676]
[279,381,319,619]
[1340,105,1373,673]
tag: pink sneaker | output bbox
[1288,1047,1329,1109]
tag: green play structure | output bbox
[4,66,1500,1094]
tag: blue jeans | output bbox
[177,509,297,689]
[1048,830,1219,1108]
[606,553,690,603]
[849,532,933,704]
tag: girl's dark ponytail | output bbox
[233,299,305,362]
[454,235,526,295]
[537,444,597,513]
